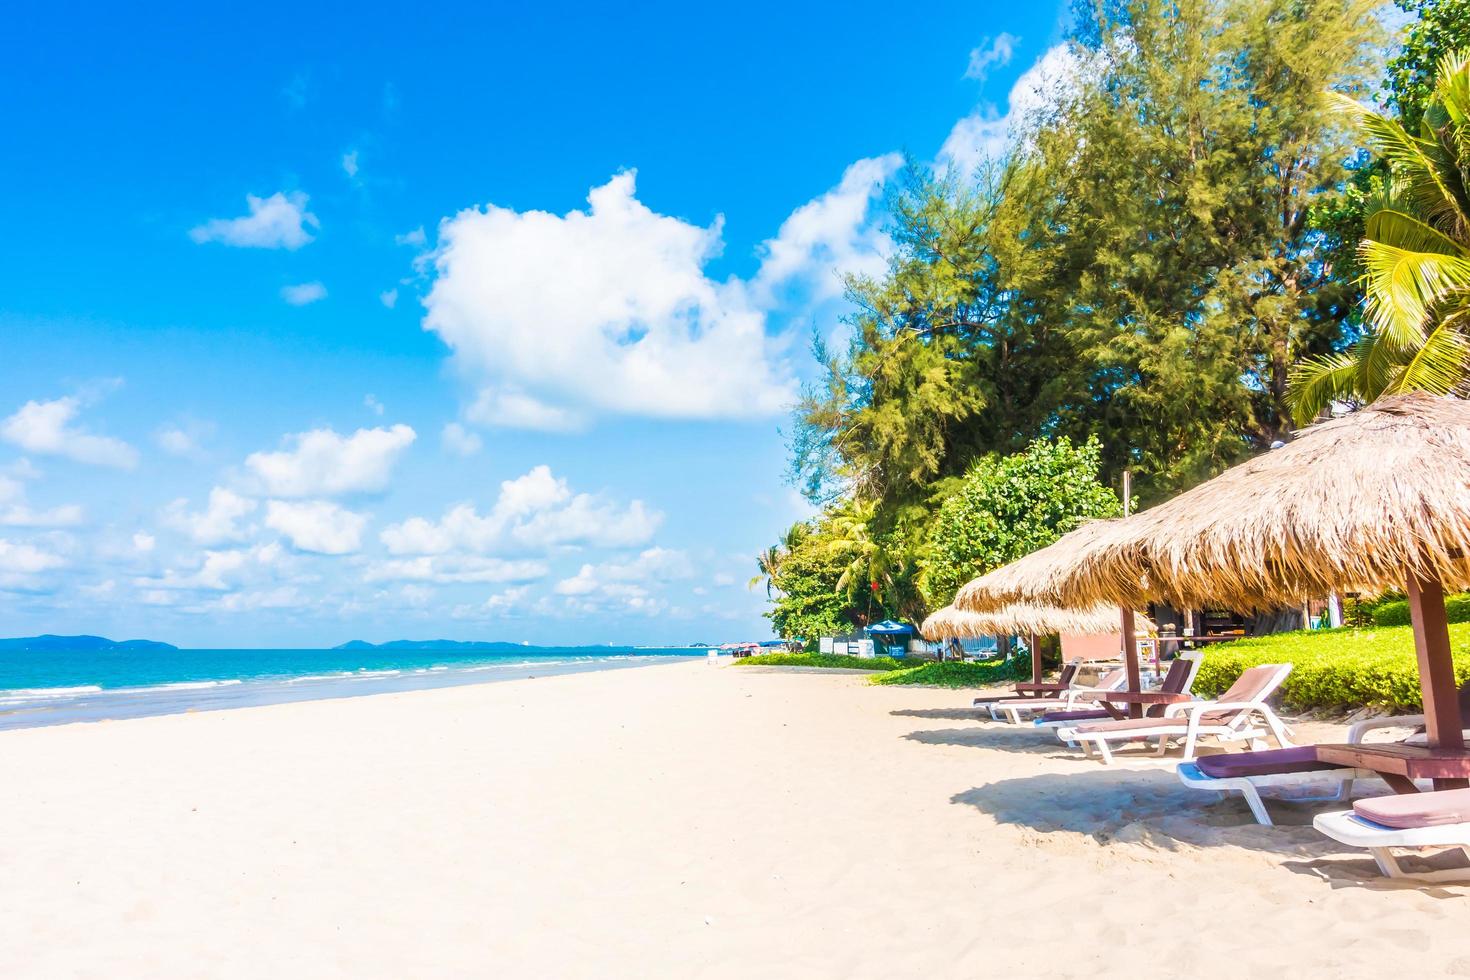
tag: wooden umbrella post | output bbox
[1120,607,1142,719]
[1406,571,1461,752]
[1029,633,1042,685]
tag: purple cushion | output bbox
[1195,746,1342,779]
[1040,709,1110,724]
[1355,788,1470,829]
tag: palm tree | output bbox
[749,522,806,596]
[1288,51,1470,424]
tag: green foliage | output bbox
[1192,623,1470,712]
[868,657,1031,688]
[735,653,911,671]
[762,505,908,640]
[1371,592,1470,626]
[1289,48,1470,422]
[922,437,1121,606]
[1385,0,1470,133]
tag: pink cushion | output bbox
[1196,746,1338,779]
[1354,788,1470,829]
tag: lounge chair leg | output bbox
[1238,786,1274,826]
[1181,731,1199,762]
[1095,739,1114,766]
[1370,847,1406,879]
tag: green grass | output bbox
[734,652,911,671]
[1191,622,1470,713]
[869,657,1031,689]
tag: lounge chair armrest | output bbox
[1162,699,1216,719]
[1165,700,1268,720]
[1347,714,1425,744]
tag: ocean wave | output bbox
[0,685,105,703]
[149,680,245,692]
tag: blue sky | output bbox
[0,1,1070,646]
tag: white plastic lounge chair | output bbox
[1037,654,1203,734]
[1176,713,1431,826]
[988,667,1130,724]
[1054,663,1294,765]
[971,661,1080,709]
[1314,788,1470,882]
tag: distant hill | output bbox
[0,634,178,652]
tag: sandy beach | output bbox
[1,660,1465,979]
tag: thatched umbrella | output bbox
[923,600,1134,682]
[1015,393,1470,750]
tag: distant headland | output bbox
[0,635,178,652]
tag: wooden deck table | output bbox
[1315,742,1470,793]
[1011,681,1069,697]
[1097,690,1194,720]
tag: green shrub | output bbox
[735,653,911,671]
[869,657,1031,689]
[1371,592,1470,628]
[1191,622,1470,713]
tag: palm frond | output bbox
[1359,241,1470,346]
[1286,351,1367,425]
[1384,318,1470,397]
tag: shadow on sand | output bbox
[890,707,989,722]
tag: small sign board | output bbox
[819,636,834,654]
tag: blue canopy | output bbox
[866,620,915,637]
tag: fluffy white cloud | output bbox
[155,419,216,459]
[379,465,661,556]
[396,227,426,247]
[423,170,796,428]
[379,288,399,309]
[136,543,282,592]
[452,585,531,619]
[0,396,139,469]
[133,531,156,552]
[939,44,1084,175]
[748,154,902,309]
[0,538,65,574]
[441,422,483,457]
[281,281,328,305]
[245,424,416,497]
[0,472,82,527]
[965,32,1020,81]
[265,499,367,555]
[162,487,258,545]
[554,547,692,597]
[362,555,547,584]
[341,150,359,178]
[189,191,318,249]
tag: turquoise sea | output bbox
[0,645,701,731]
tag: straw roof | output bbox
[920,601,1124,639]
[970,393,1470,611]
[953,519,1129,614]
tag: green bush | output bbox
[735,653,911,671]
[1191,622,1470,713]
[1371,593,1470,628]
[869,657,1031,689]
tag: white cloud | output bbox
[362,555,547,584]
[441,422,482,457]
[1,396,139,469]
[749,154,902,309]
[341,149,359,178]
[0,539,65,574]
[210,586,311,612]
[965,32,1020,81]
[265,499,367,555]
[422,170,795,428]
[245,424,416,497]
[155,419,215,458]
[136,543,282,592]
[162,487,258,545]
[452,585,531,619]
[379,288,399,309]
[0,472,82,527]
[396,227,426,247]
[379,465,661,556]
[190,191,318,249]
[554,547,692,597]
[282,281,328,305]
[364,394,385,416]
[939,44,1082,175]
[133,531,156,552]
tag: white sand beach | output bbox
[1,661,1465,979]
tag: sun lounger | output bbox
[1054,663,1293,764]
[1314,788,1470,881]
[1038,654,1203,734]
[1175,713,1432,825]
[971,661,1080,708]
[988,667,1129,724]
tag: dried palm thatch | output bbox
[921,601,1124,639]
[976,393,1470,611]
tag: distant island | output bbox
[0,634,178,652]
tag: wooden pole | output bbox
[1029,633,1042,684]
[1406,571,1461,754]
[1119,469,1141,717]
